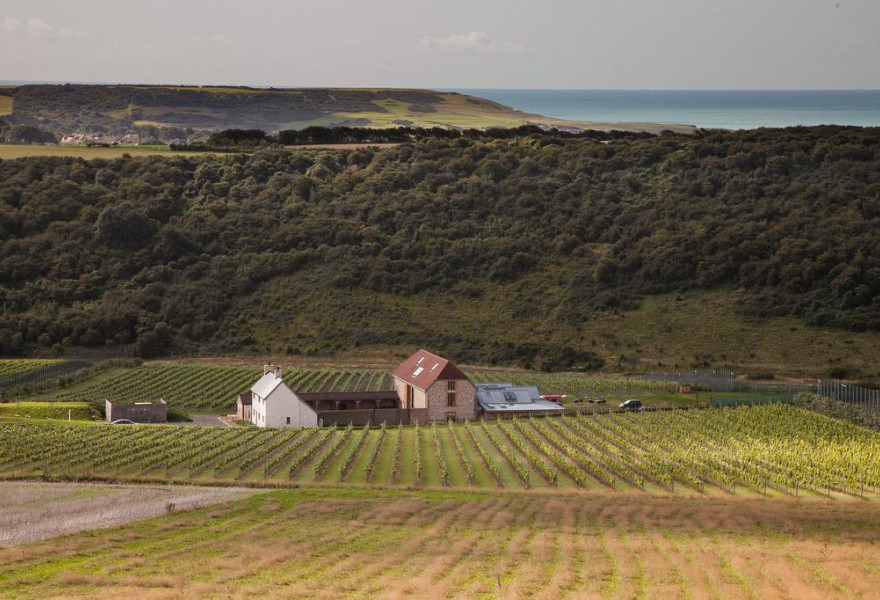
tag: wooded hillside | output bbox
[1,126,878,372]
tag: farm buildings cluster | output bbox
[236,349,563,428]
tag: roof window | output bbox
[412,367,424,377]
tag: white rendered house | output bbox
[250,365,319,428]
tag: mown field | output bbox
[2,405,877,500]
[0,144,215,160]
[40,363,674,410]
[1,486,879,599]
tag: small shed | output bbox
[236,391,253,421]
[106,399,167,423]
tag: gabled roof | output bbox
[392,349,469,391]
[250,372,285,399]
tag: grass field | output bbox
[2,405,878,500]
[0,94,13,117]
[1,486,878,598]
[0,402,98,421]
[0,145,217,160]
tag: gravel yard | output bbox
[0,481,253,546]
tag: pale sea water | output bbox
[452,89,880,130]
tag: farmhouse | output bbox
[392,349,478,421]
[475,383,565,418]
[250,365,319,428]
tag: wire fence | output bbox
[637,369,737,390]
[0,360,95,391]
[636,369,813,395]
[816,380,880,412]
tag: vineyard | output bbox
[47,365,394,409]
[0,360,62,378]
[2,404,878,499]
[38,363,672,410]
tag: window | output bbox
[446,412,457,422]
[286,416,291,425]
[447,380,456,406]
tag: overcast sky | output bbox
[1,0,878,89]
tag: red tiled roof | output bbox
[392,349,468,391]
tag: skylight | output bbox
[431,363,439,371]
[412,367,424,377]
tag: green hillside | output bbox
[0,84,690,135]
[1,127,880,377]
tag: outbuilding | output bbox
[476,383,565,418]
[235,391,252,421]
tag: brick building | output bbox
[392,349,477,422]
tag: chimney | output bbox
[264,364,280,376]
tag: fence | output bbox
[816,380,880,411]
[709,394,795,408]
[638,369,737,391]
[0,359,94,392]
[637,369,813,395]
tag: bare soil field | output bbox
[1,487,878,598]
[0,482,252,547]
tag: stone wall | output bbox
[425,380,477,422]
[106,400,167,423]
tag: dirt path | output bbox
[0,481,252,546]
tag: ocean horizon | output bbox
[451,89,880,130]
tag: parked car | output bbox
[110,419,136,425]
[618,399,642,411]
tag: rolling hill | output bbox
[1,126,879,378]
[0,84,694,136]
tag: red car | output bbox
[540,394,566,404]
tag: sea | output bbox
[451,89,880,130]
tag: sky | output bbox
[1,0,878,89]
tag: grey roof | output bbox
[476,383,565,413]
[238,391,253,406]
[250,372,284,399]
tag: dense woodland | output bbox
[0,126,879,367]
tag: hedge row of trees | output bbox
[178,125,653,151]
[0,126,879,364]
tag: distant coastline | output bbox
[452,89,880,130]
